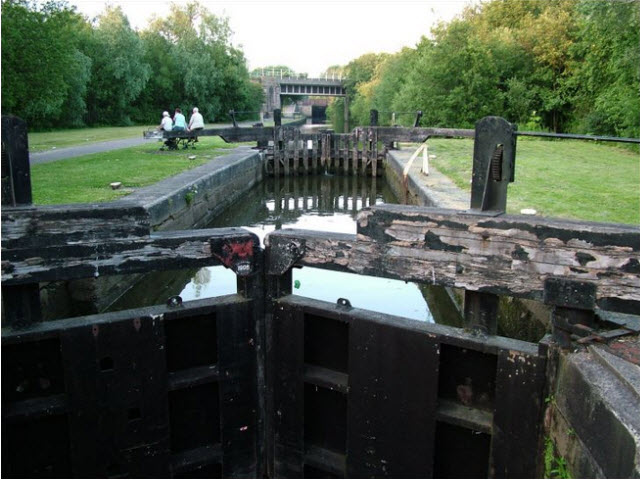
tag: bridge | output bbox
[256,75,349,129]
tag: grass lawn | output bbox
[28,118,293,152]
[31,137,240,204]
[28,126,150,153]
[426,138,640,225]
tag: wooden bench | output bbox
[143,129,198,150]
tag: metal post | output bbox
[370,109,379,127]
[229,109,238,128]
[414,111,423,128]
[343,96,350,133]
[464,116,517,335]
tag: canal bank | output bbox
[384,147,549,342]
[384,146,640,477]
[41,146,265,318]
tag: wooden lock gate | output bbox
[2,115,639,478]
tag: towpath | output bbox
[29,138,153,165]
[28,119,273,165]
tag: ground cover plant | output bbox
[28,119,288,152]
[31,137,240,204]
[28,126,146,152]
[426,138,640,225]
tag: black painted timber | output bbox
[347,313,439,477]
[2,295,257,478]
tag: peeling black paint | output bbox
[575,252,596,266]
[570,267,588,274]
[512,245,529,261]
[478,220,640,251]
[424,231,464,253]
[621,258,640,274]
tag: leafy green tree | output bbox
[569,0,640,137]
[83,6,150,125]
[135,2,261,123]
[1,0,91,128]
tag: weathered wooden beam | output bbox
[162,127,275,143]
[265,205,640,313]
[2,116,32,206]
[2,115,41,328]
[2,228,259,285]
[369,126,474,143]
[2,204,150,250]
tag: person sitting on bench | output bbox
[158,111,173,132]
[188,107,204,142]
[173,108,186,132]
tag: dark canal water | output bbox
[110,175,464,323]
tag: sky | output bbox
[69,0,475,76]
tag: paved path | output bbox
[28,119,279,165]
[29,137,156,165]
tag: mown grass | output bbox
[426,137,640,225]
[28,126,151,152]
[28,118,290,152]
[31,137,239,204]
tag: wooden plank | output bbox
[347,314,439,477]
[373,126,474,143]
[303,365,348,394]
[1,116,32,206]
[3,228,259,285]
[371,128,378,178]
[302,135,309,174]
[265,205,640,312]
[274,127,281,177]
[361,129,368,175]
[163,126,274,143]
[344,135,351,175]
[352,131,358,175]
[283,128,291,176]
[274,295,538,362]
[167,365,220,391]
[304,445,345,477]
[1,283,41,328]
[292,129,299,176]
[61,313,171,477]
[2,204,150,250]
[2,394,69,424]
[218,301,257,477]
[436,399,492,434]
[170,444,222,476]
[327,133,333,173]
[491,349,546,478]
[311,135,318,174]
[272,301,304,477]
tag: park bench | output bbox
[143,129,198,150]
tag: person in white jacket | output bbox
[188,107,204,131]
[158,111,173,131]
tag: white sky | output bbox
[69,0,475,76]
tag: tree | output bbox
[569,0,640,137]
[83,6,150,125]
[1,0,91,128]
[135,2,261,123]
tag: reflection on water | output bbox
[110,175,447,322]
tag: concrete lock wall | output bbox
[41,147,264,318]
